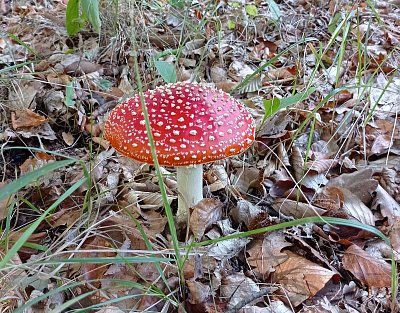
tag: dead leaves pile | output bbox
[0,0,400,312]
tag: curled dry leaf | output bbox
[306,159,338,174]
[342,244,392,288]
[190,198,223,239]
[11,109,48,129]
[246,231,292,279]
[271,198,326,218]
[270,251,336,306]
[372,184,400,225]
[340,187,375,225]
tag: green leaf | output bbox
[66,0,82,36]
[95,79,112,90]
[328,13,342,34]
[262,87,316,122]
[65,81,76,108]
[227,20,236,30]
[266,0,282,21]
[169,0,185,9]
[245,4,258,16]
[154,61,177,83]
[0,159,76,204]
[81,0,101,33]
[262,98,281,121]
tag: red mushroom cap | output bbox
[104,82,255,166]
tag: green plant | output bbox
[66,0,101,36]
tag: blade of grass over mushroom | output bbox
[130,39,182,265]
[0,177,87,269]
[0,159,76,203]
[231,37,318,94]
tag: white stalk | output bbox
[176,165,203,225]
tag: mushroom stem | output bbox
[176,165,203,225]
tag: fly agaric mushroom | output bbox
[105,82,255,225]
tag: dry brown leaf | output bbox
[92,136,110,150]
[340,187,375,225]
[342,244,392,288]
[313,185,344,211]
[306,159,338,174]
[187,280,211,304]
[64,60,103,76]
[80,236,115,283]
[220,272,260,308]
[8,77,41,109]
[62,132,74,146]
[11,109,48,129]
[327,168,377,204]
[271,198,326,218]
[246,231,292,279]
[372,184,400,225]
[230,199,263,228]
[190,198,223,239]
[19,152,55,174]
[271,251,336,306]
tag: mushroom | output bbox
[104,82,255,225]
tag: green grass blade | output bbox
[14,279,150,313]
[0,159,76,203]
[0,177,86,269]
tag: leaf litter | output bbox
[0,0,400,312]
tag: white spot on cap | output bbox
[140,120,145,125]
[178,117,184,122]
[189,130,197,135]
[157,121,163,126]
[170,139,176,143]
[181,144,186,148]
[154,132,161,137]
[207,125,213,130]
[173,130,180,135]
[209,135,215,141]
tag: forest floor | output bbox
[0,0,400,312]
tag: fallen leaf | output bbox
[190,198,223,239]
[271,251,336,306]
[62,132,74,146]
[342,244,392,288]
[246,231,292,279]
[187,280,211,304]
[220,272,260,308]
[11,109,48,129]
[271,198,326,218]
[372,184,400,225]
[80,236,115,284]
